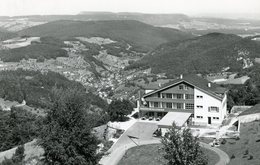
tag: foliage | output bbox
[227,65,260,109]
[0,41,68,62]
[0,31,17,41]
[39,88,101,165]
[19,20,192,52]
[1,145,25,165]
[107,99,134,121]
[0,107,42,151]
[128,33,260,76]
[161,123,208,165]
[0,69,107,109]
[0,107,42,152]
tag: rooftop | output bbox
[143,74,227,100]
[239,104,260,116]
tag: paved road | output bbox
[99,122,158,165]
[100,122,230,165]
[200,142,230,165]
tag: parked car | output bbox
[156,116,161,121]
[149,116,154,120]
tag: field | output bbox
[219,121,260,165]
[118,144,219,165]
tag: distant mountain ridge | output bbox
[18,20,193,52]
[127,33,260,76]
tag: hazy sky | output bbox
[0,0,259,19]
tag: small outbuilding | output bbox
[238,104,260,130]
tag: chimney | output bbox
[180,74,183,79]
[208,82,211,88]
[158,83,162,87]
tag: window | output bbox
[213,117,219,120]
[196,95,203,98]
[166,102,172,108]
[185,94,194,99]
[154,102,159,108]
[177,103,183,109]
[186,103,194,109]
[197,105,203,108]
[172,94,177,99]
[184,85,189,90]
[177,94,183,99]
[179,85,183,90]
[196,116,203,119]
[162,93,166,98]
[208,106,219,112]
[166,93,172,99]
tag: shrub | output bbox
[248,155,254,160]
[1,145,25,165]
[235,136,240,141]
[221,139,226,145]
[244,149,249,155]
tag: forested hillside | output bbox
[0,69,108,109]
[0,31,17,41]
[0,36,68,62]
[18,20,193,52]
[127,33,260,76]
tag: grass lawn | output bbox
[118,144,219,165]
[219,121,260,165]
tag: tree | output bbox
[107,99,134,121]
[0,107,41,152]
[39,88,100,165]
[1,145,25,165]
[161,123,208,165]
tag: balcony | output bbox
[139,106,194,113]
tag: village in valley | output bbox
[0,1,260,165]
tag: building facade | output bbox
[138,75,227,126]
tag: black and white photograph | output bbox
[0,0,260,164]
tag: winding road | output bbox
[99,122,230,165]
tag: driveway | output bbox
[100,122,230,165]
[99,122,158,165]
[110,122,158,150]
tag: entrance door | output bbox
[208,117,212,124]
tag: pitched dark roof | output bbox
[143,74,227,100]
[239,104,260,116]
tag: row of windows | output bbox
[162,93,184,99]
[196,106,220,113]
[179,85,189,90]
[196,116,219,120]
[162,93,194,99]
[150,102,192,110]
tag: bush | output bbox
[248,155,254,160]
[244,149,249,155]
[221,139,227,145]
[107,99,134,121]
[113,129,124,139]
[1,145,25,165]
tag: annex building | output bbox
[138,74,228,128]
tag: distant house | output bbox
[137,74,228,129]
[238,104,260,124]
